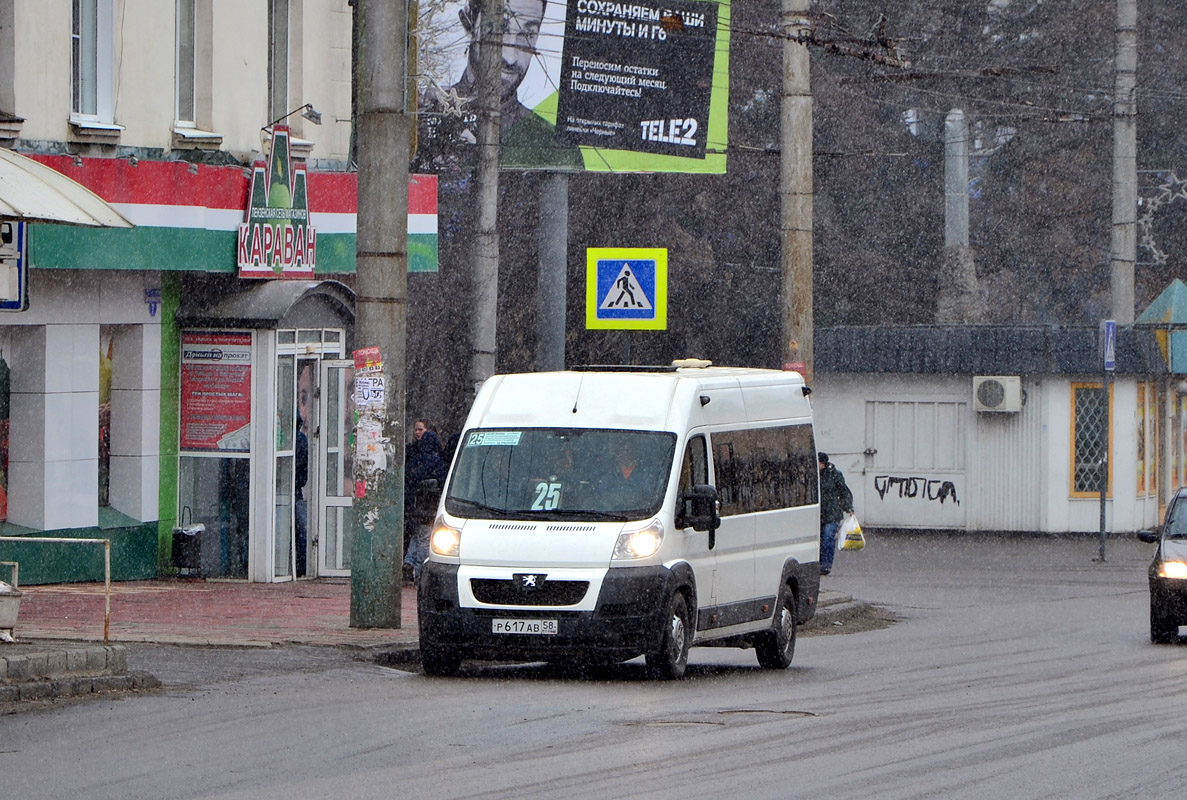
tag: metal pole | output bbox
[103,540,111,644]
[781,0,813,378]
[0,537,112,641]
[1099,371,1111,562]
[1110,0,1137,323]
[351,0,410,628]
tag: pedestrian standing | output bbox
[818,451,854,575]
[404,419,447,584]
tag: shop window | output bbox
[1137,382,1159,497]
[71,0,114,123]
[177,331,254,576]
[1071,382,1112,497]
[177,456,250,578]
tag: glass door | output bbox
[274,354,296,580]
[318,360,354,575]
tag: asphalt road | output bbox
[3,534,1184,800]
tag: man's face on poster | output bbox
[464,0,546,105]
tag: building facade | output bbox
[0,0,372,583]
[814,325,1172,536]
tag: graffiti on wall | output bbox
[874,475,960,505]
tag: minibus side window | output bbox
[714,438,741,515]
[679,435,709,494]
[713,424,818,516]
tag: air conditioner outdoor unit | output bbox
[973,375,1022,412]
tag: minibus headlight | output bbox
[429,516,461,558]
[612,520,664,561]
[1160,560,1187,579]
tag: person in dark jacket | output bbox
[818,451,854,575]
[404,420,448,583]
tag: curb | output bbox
[0,644,162,704]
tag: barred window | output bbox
[1071,383,1111,496]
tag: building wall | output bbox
[8,0,352,164]
[814,372,1164,535]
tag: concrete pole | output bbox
[937,109,984,323]
[781,0,813,379]
[537,173,568,372]
[351,0,410,628]
[944,110,969,250]
[1111,0,1137,324]
[470,0,506,391]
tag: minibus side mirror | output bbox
[681,484,720,543]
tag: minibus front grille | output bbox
[471,578,590,606]
[544,524,597,533]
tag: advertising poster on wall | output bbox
[414,0,729,173]
[180,332,253,452]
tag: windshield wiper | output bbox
[542,508,631,522]
[446,497,514,518]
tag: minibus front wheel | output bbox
[647,590,691,680]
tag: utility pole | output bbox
[351,0,410,628]
[936,109,985,323]
[1111,0,1137,323]
[781,0,814,378]
[470,0,505,392]
[537,173,568,372]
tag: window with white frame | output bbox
[268,0,290,125]
[71,0,114,124]
[176,0,196,124]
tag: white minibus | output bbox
[417,361,821,678]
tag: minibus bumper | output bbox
[417,561,680,663]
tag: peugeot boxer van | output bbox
[417,361,820,678]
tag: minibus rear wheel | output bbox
[755,583,797,669]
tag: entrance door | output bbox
[273,354,318,580]
[318,360,354,575]
[862,399,967,529]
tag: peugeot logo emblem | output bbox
[515,573,545,589]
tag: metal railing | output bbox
[0,537,112,644]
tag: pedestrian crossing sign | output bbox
[586,247,667,330]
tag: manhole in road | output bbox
[717,709,820,718]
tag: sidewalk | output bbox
[9,577,420,648]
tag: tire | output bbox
[756,583,797,670]
[646,591,691,680]
[1151,592,1178,644]
[420,642,462,676]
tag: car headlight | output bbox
[429,515,461,558]
[1160,560,1187,579]
[612,519,664,562]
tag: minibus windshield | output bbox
[444,428,677,521]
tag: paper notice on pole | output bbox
[354,375,385,409]
[356,417,389,474]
